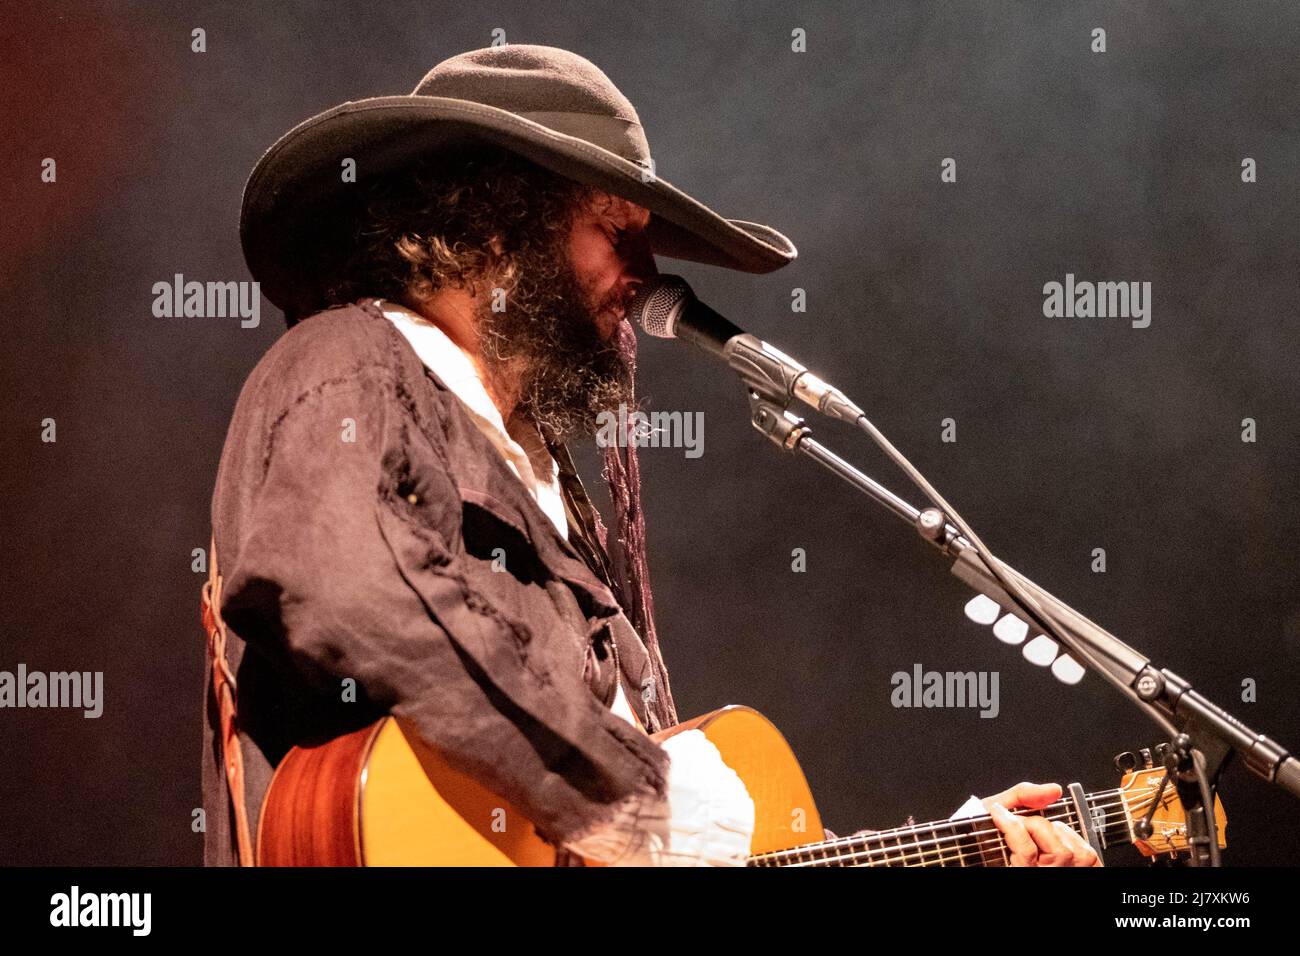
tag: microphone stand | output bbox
[740,386,1300,866]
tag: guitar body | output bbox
[258,705,822,866]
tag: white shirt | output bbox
[377,299,755,866]
[379,299,569,536]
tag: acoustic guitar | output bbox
[257,705,1226,866]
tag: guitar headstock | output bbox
[1114,748,1228,860]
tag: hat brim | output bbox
[240,96,797,319]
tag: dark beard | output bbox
[474,243,633,442]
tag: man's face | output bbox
[565,192,656,341]
[473,189,655,440]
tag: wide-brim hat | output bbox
[240,44,798,324]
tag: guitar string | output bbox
[750,788,1167,867]
[775,816,1160,869]
[762,824,1090,867]
[765,813,1122,868]
[754,780,1190,868]
[752,787,1145,859]
[751,792,1132,863]
[751,800,1144,867]
[774,811,1117,868]
[756,802,1175,868]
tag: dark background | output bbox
[2,1,1298,866]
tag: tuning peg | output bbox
[964,594,1000,625]
[1114,750,1138,773]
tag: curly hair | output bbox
[323,146,597,309]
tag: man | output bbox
[203,44,1099,867]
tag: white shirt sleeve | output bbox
[562,685,756,866]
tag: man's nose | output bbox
[622,231,658,290]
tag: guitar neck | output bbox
[748,788,1133,867]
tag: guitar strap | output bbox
[200,534,256,866]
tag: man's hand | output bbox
[981,782,1102,867]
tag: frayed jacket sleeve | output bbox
[219,369,668,847]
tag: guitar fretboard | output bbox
[748,789,1132,867]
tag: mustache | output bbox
[595,283,636,320]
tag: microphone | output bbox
[627,274,865,425]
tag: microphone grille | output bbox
[627,274,693,338]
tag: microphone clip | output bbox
[748,393,810,452]
[725,335,865,426]
[725,334,804,408]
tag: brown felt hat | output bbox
[239,44,797,324]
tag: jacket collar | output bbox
[373,298,569,539]
[355,298,626,620]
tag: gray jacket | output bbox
[201,298,674,865]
